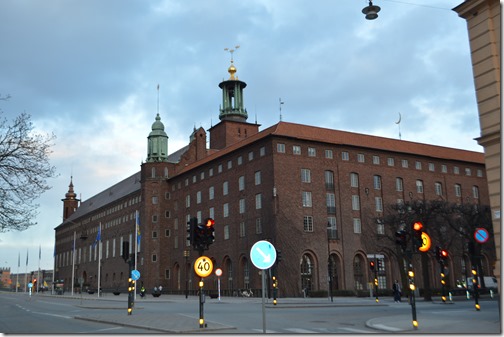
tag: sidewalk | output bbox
[38,292,501,333]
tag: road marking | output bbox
[340,327,377,333]
[371,323,402,332]
[285,328,317,333]
[251,328,279,333]
[32,311,72,319]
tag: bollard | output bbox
[490,289,494,299]
[449,292,452,302]
[466,290,470,300]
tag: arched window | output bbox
[300,254,313,294]
[353,255,365,290]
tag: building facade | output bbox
[55,61,493,297]
[453,0,501,291]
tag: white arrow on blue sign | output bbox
[250,240,277,270]
[131,269,141,281]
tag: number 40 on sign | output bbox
[194,256,214,278]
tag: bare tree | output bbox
[0,110,57,232]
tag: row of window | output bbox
[278,143,484,177]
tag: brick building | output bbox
[54,61,493,297]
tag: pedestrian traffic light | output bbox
[369,261,375,271]
[412,222,423,250]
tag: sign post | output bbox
[215,268,222,301]
[250,240,277,334]
[194,256,213,328]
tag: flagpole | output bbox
[134,210,138,300]
[24,249,28,293]
[52,242,56,295]
[16,252,19,293]
[97,222,101,298]
[37,245,41,293]
[71,231,76,296]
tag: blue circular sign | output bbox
[131,269,141,281]
[474,228,489,244]
[250,240,277,270]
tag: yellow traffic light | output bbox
[408,270,414,278]
[410,284,416,291]
[199,281,204,288]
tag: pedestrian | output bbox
[392,280,401,303]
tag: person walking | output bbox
[392,280,402,303]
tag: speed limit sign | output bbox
[194,256,214,278]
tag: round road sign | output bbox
[250,240,277,270]
[215,268,222,277]
[131,269,140,281]
[194,256,214,278]
[474,228,489,243]
[418,232,431,252]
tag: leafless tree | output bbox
[0,109,57,232]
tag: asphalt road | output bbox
[0,291,500,334]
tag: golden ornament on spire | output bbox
[224,45,240,80]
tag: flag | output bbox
[93,225,101,248]
[136,211,141,246]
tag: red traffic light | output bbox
[205,218,215,227]
[413,222,423,232]
[369,261,375,270]
[440,250,448,258]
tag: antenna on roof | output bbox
[157,84,160,114]
[279,98,284,121]
[395,112,402,140]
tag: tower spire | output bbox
[219,45,248,122]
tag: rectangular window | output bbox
[353,218,361,233]
[350,173,359,187]
[303,216,314,232]
[277,143,285,153]
[152,196,158,204]
[218,164,223,173]
[465,168,471,176]
[357,153,365,163]
[308,147,316,157]
[209,186,214,200]
[293,145,301,155]
[223,203,229,217]
[185,195,190,208]
[256,218,262,234]
[239,221,246,237]
[165,269,170,279]
[200,171,205,180]
[325,149,333,159]
[396,177,403,191]
[441,165,447,173]
[429,163,435,171]
[416,180,424,193]
[325,170,334,189]
[415,161,422,170]
[209,207,215,219]
[477,169,483,177]
[373,155,380,165]
[435,182,443,196]
[352,195,360,210]
[472,186,479,199]
[327,217,337,239]
[239,176,245,191]
[209,168,214,177]
[375,197,383,212]
[255,193,262,209]
[196,191,202,204]
[326,193,336,214]
[454,166,460,174]
[373,175,382,190]
[223,181,229,196]
[341,151,349,161]
[401,159,408,168]
[301,169,311,183]
[224,225,230,240]
[302,191,312,207]
[227,160,232,169]
[260,146,266,157]
[377,219,385,235]
[239,198,245,214]
[192,175,196,183]
[255,171,261,185]
[454,184,462,197]
[237,156,243,165]
[387,157,394,166]
[248,151,254,161]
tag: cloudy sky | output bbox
[0,0,482,273]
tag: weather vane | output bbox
[224,45,240,63]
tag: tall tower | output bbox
[61,177,80,220]
[218,47,248,122]
[210,46,259,149]
[146,113,169,162]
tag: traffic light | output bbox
[122,241,130,262]
[187,217,197,246]
[412,222,423,250]
[440,249,448,260]
[369,261,375,271]
[395,229,407,251]
[127,277,135,315]
[204,218,215,247]
[276,250,282,263]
